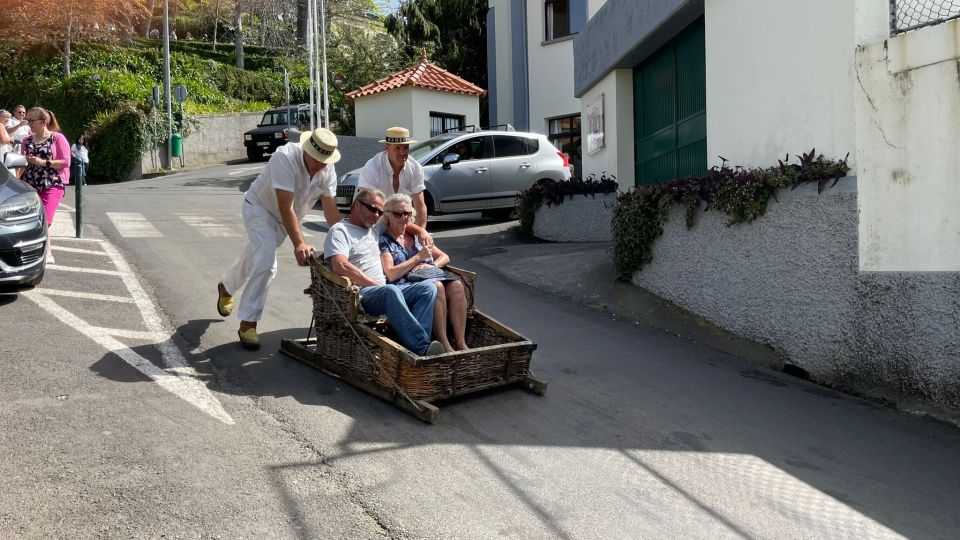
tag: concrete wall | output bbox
[631,178,960,417]
[704,0,856,169]
[353,88,414,140]
[579,69,634,187]
[533,192,615,241]
[410,89,481,140]
[855,20,960,271]
[139,112,261,175]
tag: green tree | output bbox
[384,0,488,110]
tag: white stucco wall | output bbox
[353,88,415,140]
[410,90,480,142]
[855,20,960,271]
[704,0,856,170]
[579,69,634,187]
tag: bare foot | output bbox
[455,341,469,351]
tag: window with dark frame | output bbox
[548,114,581,177]
[545,0,586,41]
[429,112,465,137]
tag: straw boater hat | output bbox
[379,126,417,145]
[299,127,341,164]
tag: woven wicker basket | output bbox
[306,257,537,402]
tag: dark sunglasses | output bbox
[357,200,383,216]
[389,210,412,218]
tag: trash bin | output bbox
[171,133,183,158]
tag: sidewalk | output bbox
[458,231,786,369]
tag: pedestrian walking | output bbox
[20,107,70,264]
[357,127,429,227]
[71,134,90,181]
[216,127,343,350]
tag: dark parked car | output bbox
[0,153,47,289]
[243,104,314,162]
[335,128,572,218]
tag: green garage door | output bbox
[633,18,706,185]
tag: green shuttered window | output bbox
[633,18,706,185]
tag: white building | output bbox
[347,54,486,143]
[486,0,609,177]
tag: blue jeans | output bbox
[360,282,437,355]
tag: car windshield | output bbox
[260,111,291,126]
[410,134,459,162]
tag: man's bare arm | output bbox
[411,192,428,228]
[319,195,341,226]
[275,189,313,266]
[329,254,381,287]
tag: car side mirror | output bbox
[442,153,460,170]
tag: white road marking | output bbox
[59,203,75,211]
[228,166,265,176]
[37,288,134,303]
[53,246,108,256]
[23,233,234,425]
[107,212,163,237]
[176,213,240,237]
[46,265,124,276]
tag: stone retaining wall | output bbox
[631,177,960,417]
[533,193,616,242]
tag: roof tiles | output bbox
[346,59,486,100]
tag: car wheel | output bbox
[423,192,435,216]
[246,148,263,162]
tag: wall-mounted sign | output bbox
[586,93,605,155]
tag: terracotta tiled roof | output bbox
[346,58,486,101]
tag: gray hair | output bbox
[355,188,385,205]
[380,193,416,223]
[0,110,9,119]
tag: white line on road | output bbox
[176,213,241,237]
[37,288,135,303]
[228,166,265,176]
[46,265,124,276]
[59,203,75,211]
[107,212,163,237]
[53,246,109,256]
[23,291,234,424]
[23,232,234,425]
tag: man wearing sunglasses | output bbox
[324,189,445,357]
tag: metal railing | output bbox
[891,0,960,35]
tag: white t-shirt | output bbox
[358,151,425,196]
[71,143,89,164]
[7,121,30,142]
[323,221,386,285]
[246,142,337,221]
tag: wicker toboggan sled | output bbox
[279,254,546,423]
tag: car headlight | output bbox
[0,191,42,223]
[275,131,286,139]
[244,134,252,141]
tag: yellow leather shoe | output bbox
[238,327,260,350]
[217,283,233,317]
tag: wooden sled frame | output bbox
[279,256,547,423]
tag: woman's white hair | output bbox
[380,193,416,222]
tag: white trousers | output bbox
[220,200,287,322]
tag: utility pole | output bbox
[163,0,173,169]
[306,0,316,131]
[320,0,329,128]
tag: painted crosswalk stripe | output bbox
[107,212,163,237]
[176,213,240,237]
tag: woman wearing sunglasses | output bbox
[378,193,469,353]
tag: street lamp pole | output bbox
[162,0,173,169]
[306,0,316,131]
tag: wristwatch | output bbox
[45,159,51,167]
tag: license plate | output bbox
[257,142,270,147]
[336,197,349,205]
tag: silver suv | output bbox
[335,128,572,217]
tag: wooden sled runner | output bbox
[280,255,547,423]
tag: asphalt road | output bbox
[1,161,959,539]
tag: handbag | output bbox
[406,264,456,282]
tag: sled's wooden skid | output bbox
[280,337,440,423]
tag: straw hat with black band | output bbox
[379,126,418,145]
[299,127,341,164]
